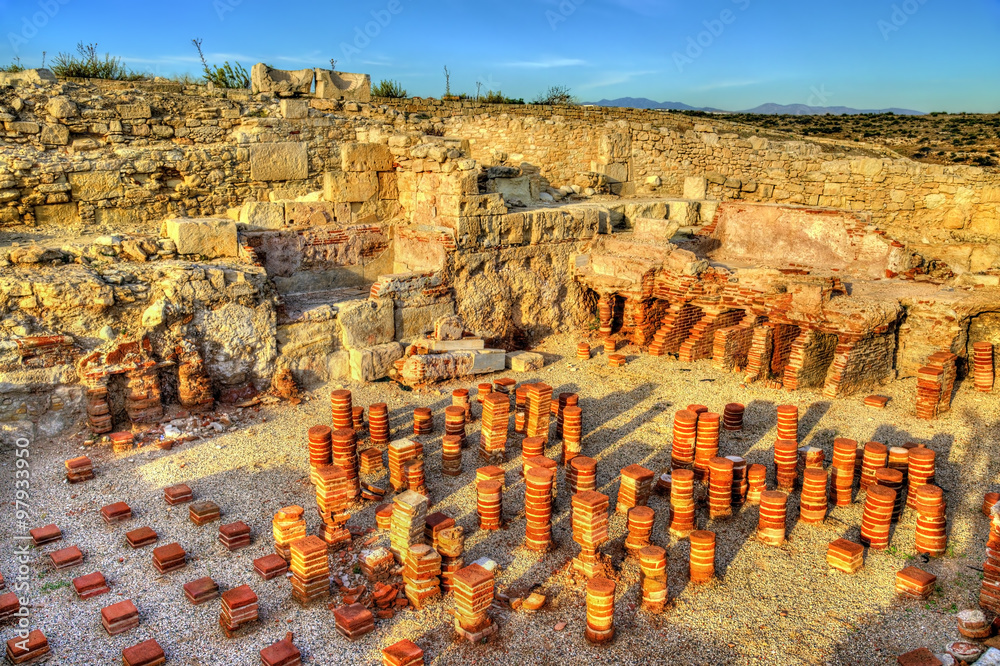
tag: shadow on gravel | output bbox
[799,400,832,441]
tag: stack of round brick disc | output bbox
[639,545,667,581]
[562,406,583,465]
[859,441,888,493]
[625,506,654,555]
[830,438,858,507]
[524,467,554,552]
[331,390,353,430]
[639,545,667,613]
[577,342,592,360]
[477,480,503,530]
[352,406,365,432]
[307,425,332,485]
[747,464,766,505]
[331,429,360,499]
[984,492,1000,516]
[388,439,422,492]
[608,354,627,367]
[272,506,306,561]
[479,393,510,463]
[477,383,492,404]
[598,300,614,337]
[452,389,472,423]
[493,378,516,398]
[585,577,616,644]
[914,484,947,556]
[413,408,433,436]
[671,410,698,470]
[776,405,798,441]
[797,446,825,480]
[757,491,788,546]
[973,341,995,392]
[617,465,655,513]
[728,456,748,508]
[604,338,616,355]
[441,436,462,477]
[799,468,829,524]
[875,468,905,521]
[571,491,609,577]
[514,386,528,434]
[522,436,546,460]
[860,484,895,550]
[568,456,597,495]
[524,457,558,498]
[444,407,466,448]
[689,530,716,582]
[774,440,799,492]
[368,403,390,445]
[556,393,578,438]
[887,446,910,477]
[708,457,734,519]
[694,412,721,482]
[906,448,936,509]
[404,459,427,497]
[687,404,708,417]
[670,468,696,537]
[723,403,745,431]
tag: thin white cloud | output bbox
[577,70,660,91]
[696,79,767,91]
[502,57,587,69]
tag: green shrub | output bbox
[51,42,144,80]
[1,57,24,73]
[191,39,248,89]
[532,85,576,105]
[480,90,524,105]
[373,79,407,98]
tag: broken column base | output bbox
[318,523,352,551]
[585,626,615,644]
[454,616,497,644]
[572,551,611,579]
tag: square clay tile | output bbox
[153,542,186,562]
[222,584,258,609]
[182,577,219,604]
[29,524,62,546]
[828,538,864,558]
[49,545,84,569]
[101,502,132,523]
[897,566,937,588]
[382,639,423,664]
[126,526,158,549]
[453,563,493,590]
[219,521,250,539]
[0,592,19,615]
[5,630,48,661]
[122,638,165,666]
[254,554,289,580]
[72,571,110,599]
[333,603,374,629]
[101,599,139,625]
[260,633,299,666]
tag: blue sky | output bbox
[1,0,998,112]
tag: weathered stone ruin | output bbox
[3,65,1000,437]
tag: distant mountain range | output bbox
[585,97,925,116]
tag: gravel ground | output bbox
[1,332,998,666]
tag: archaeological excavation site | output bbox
[2,62,1000,666]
